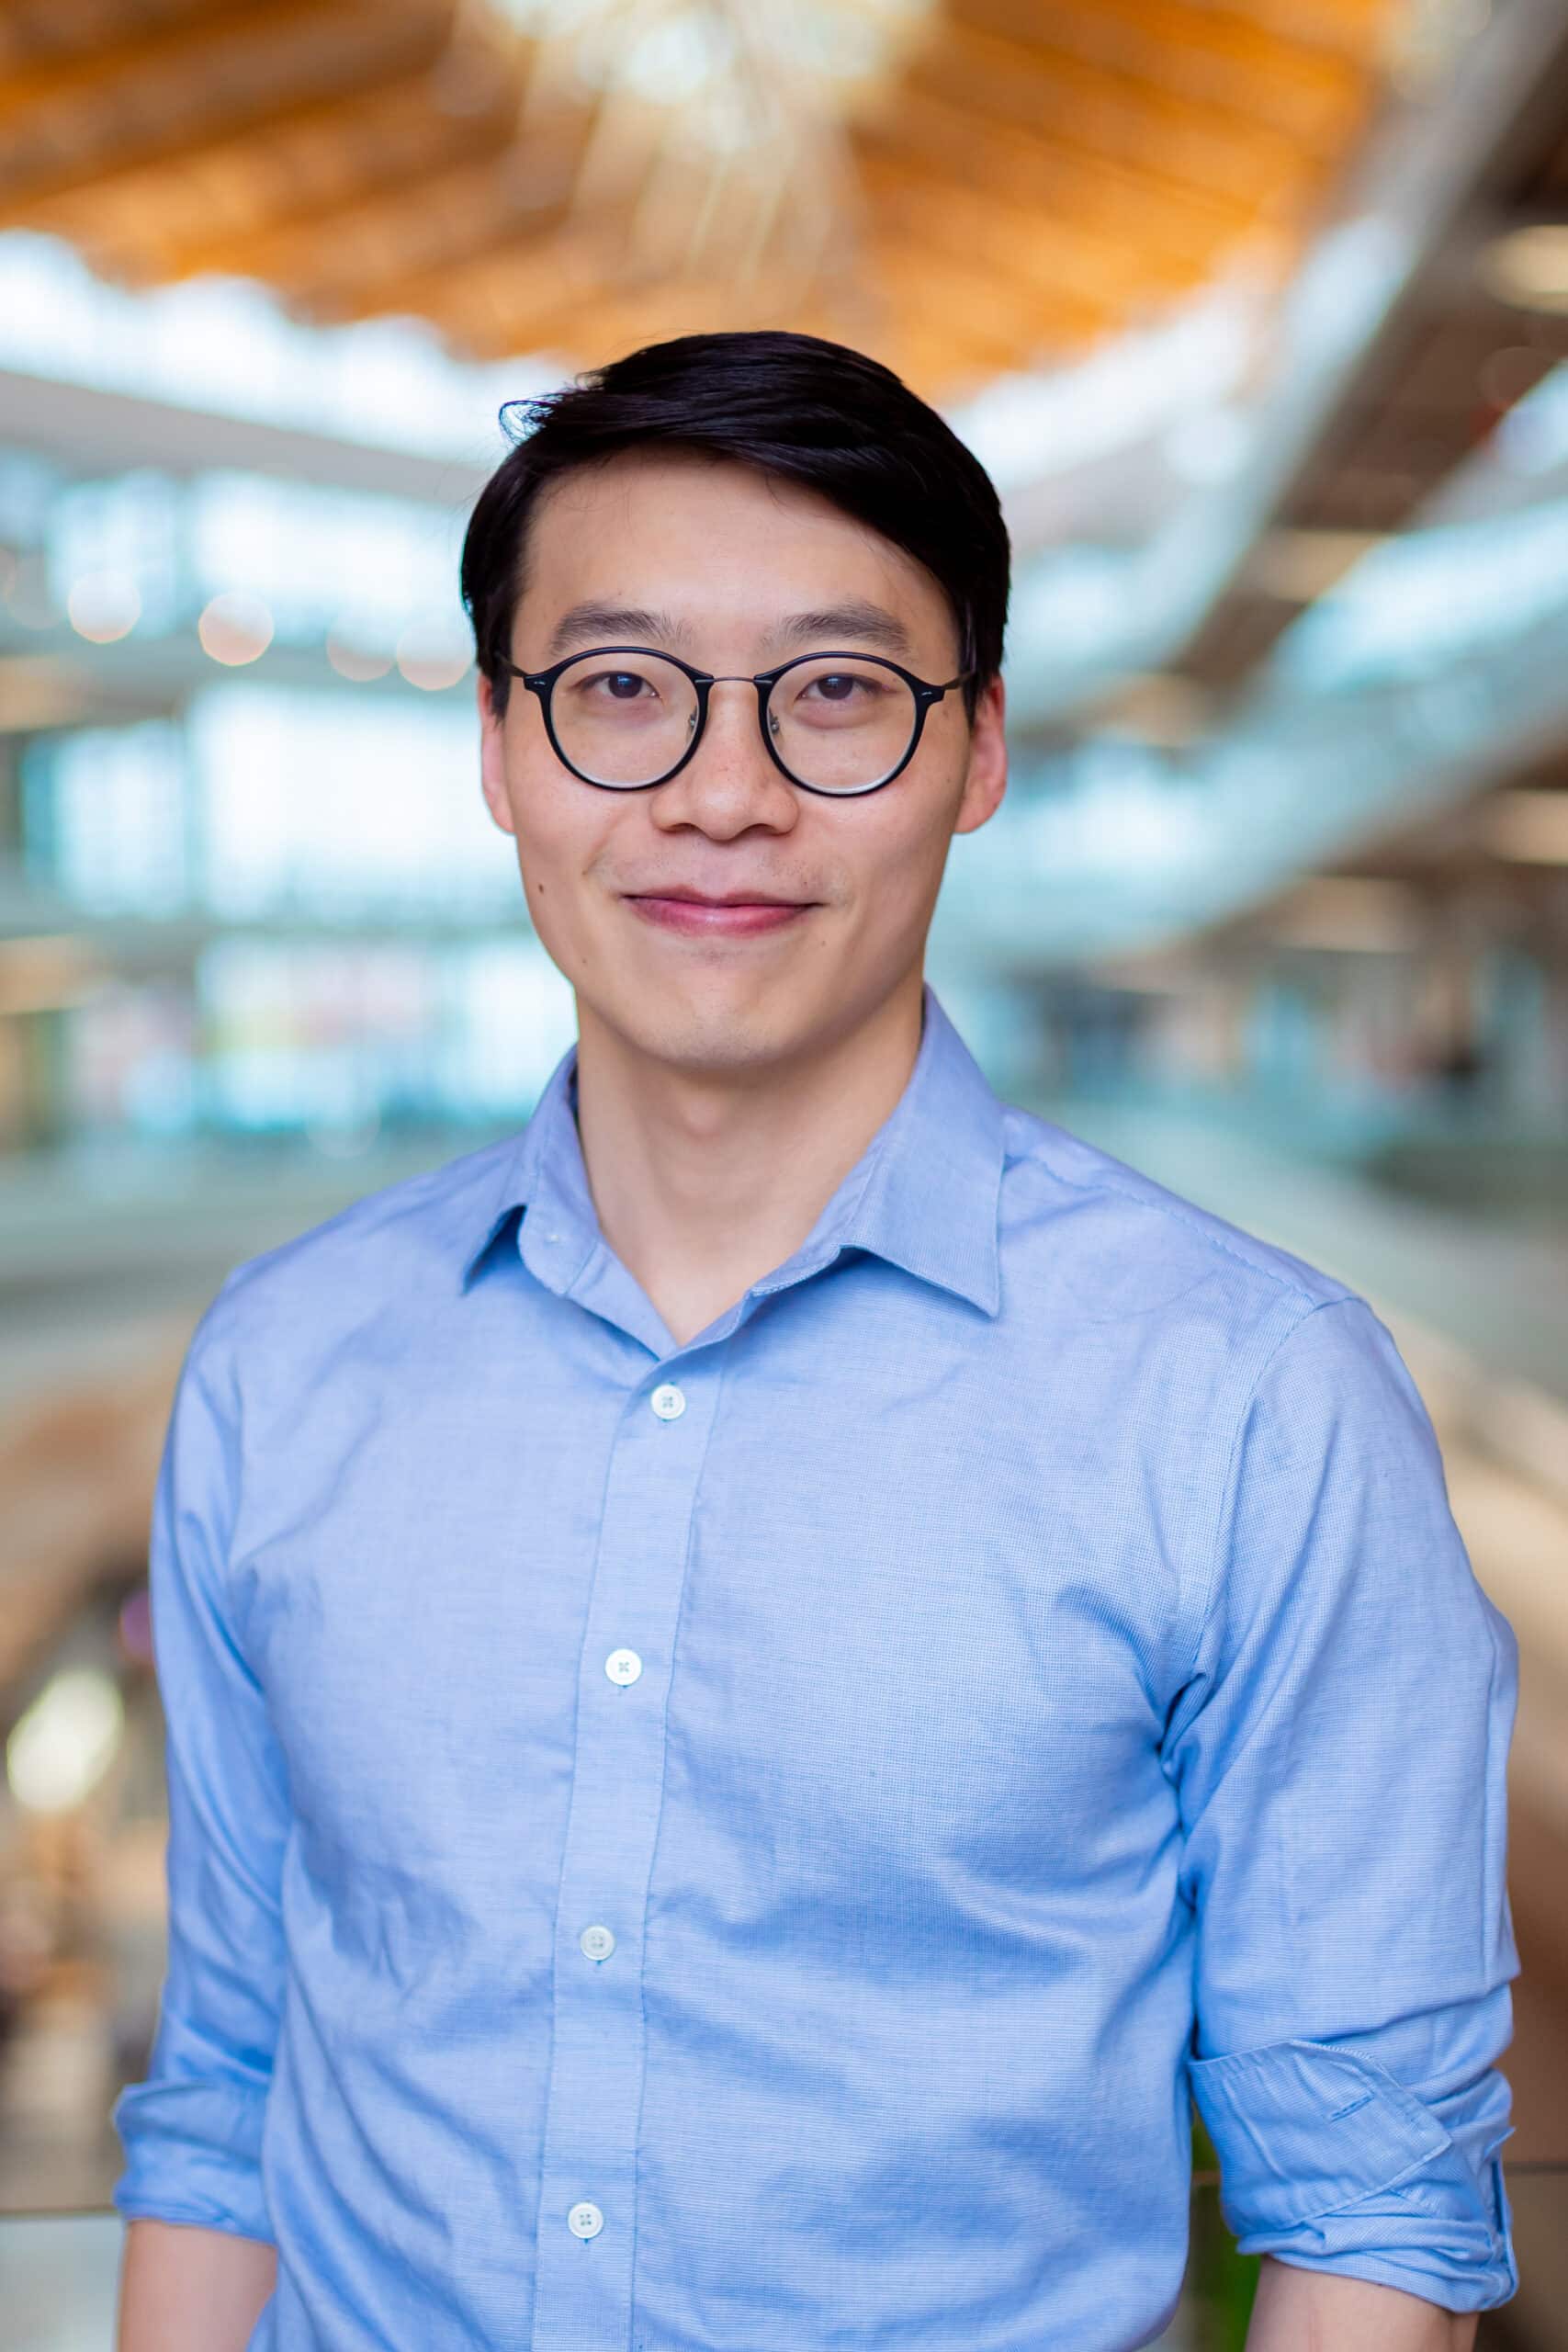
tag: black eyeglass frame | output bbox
[495,645,975,797]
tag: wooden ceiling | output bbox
[0,0,1400,401]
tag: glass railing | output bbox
[3,2170,1560,2348]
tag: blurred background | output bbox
[1,0,1566,2343]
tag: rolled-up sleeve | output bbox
[1168,1294,1520,2312]
[110,1280,287,2244]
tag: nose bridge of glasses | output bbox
[686,670,780,757]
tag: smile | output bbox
[624,897,815,937]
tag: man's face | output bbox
[478,448,1006,1079]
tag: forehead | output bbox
[516,448,954,647]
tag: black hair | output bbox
[459,328,1009,723]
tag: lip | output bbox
[625,892,815,937]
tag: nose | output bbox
[649,676,797,839]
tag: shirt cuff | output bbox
[110,2075,276,2245]
[1188,2037,1517,2312]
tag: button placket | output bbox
[529,1360,720,2348]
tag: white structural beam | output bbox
[0,367,497,503]
[1001,0,1568,730]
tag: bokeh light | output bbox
[67,572,141,643]
[6,1670,125,1815]
[198,589,275,665]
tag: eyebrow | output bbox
[544,604,688,660]
[761,602,914,659]
[541,597,916,664]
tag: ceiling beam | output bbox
[858,153,1209,320]
[949,0,1363,144]
[0,0,404,121]
[170,121,584,311]
[403,224,647,356]
[900,17,1312,216]
[13,62,486,232]
[866,242,1106,368]
[858,94,1253,276]
[19,70,522,277]
[0,0,218,77]
[0,0,290,115]
[335,209,662,346]
[1192,0,1395,57]
[0,1,455,214]
[952,0,1376,135]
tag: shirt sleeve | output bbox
[1167,1293,1520,2313]
[110,1279,287,2245]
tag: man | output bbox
[113,330,1518,2351]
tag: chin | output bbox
[612,989,805,1075]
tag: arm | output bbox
[110,1284,289,2329]
[118,2219,277,2352]
[1247,2254,1478,2349]
[1169,1296,1519,2319]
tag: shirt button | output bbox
[580,1923,615,1962]
[604,1647,642,1685]
[649,1382,686,1420]
[568,2200,604,2239]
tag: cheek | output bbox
[508,760,589,872]
[508,771,634,926]
[847,806,953,922]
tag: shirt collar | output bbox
[459,981,1005,1317]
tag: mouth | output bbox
[623,889,818,937]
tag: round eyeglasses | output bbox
[497,645,974,797]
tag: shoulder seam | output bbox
[1002,1125,1348,1310]
[219,1132,519,1298]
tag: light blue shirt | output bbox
[112,984,1520,2348]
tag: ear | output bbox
[953,673,1007,837]
[477,671,517,838]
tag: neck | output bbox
[571,978,926,1349]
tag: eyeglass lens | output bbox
[547,652,920,791]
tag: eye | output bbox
[805,673,868,702]
[593,671,651,700]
